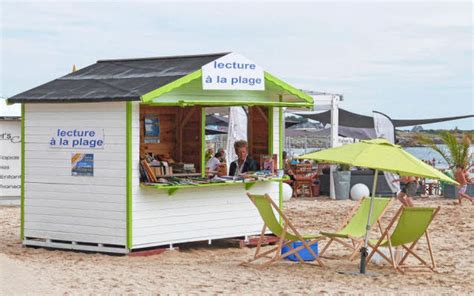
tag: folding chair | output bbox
[367,206,441,273]
[241,193,325,268]
[319,197,393,260]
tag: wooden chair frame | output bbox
[319,197,393,261]
[366,206,440,273]
[241,193,325,268]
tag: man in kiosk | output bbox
[229,140,259,176]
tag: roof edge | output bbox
[264,72,314,104]
[98,52,231,63]
[141,70,202,103]
[141,69,315,107]
[6,97,141,104]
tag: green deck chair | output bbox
[241,193,325,268]
[367,206,440,273]
[319,197,393,260]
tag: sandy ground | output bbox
[0,197,473,295]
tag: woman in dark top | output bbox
[229,140,259,176]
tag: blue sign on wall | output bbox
[71,153,94,177]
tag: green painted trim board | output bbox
[264,72,313,103]
[278,97,284,222]
[268,107,273,155]
[125,102,133,249]
[142,100,311,108]
[140,67,313,107]
[20,104,25,240]
[201,107,206,177]
[141,70,202,103]
[141,177,285,195]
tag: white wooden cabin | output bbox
[8,53,314,253]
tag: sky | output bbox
[1,0,472,129]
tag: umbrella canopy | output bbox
[298,139,456,184]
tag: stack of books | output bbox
[170,163,196,174]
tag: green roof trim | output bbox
[141,69,202,103]
[143,100,312,107]
[263,72,313,104]
[140,68,314,107]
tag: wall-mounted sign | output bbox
[50,128,104,149]
[71,153,94,176]
[202,53,265,91]
[0,121,21,196]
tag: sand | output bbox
[1,197,473,295]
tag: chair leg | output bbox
[254,224,267,260]
[401,244,434,272]
[271,223,288,262]
[425,231,437,270]
[367,242,393,266]
[319,238,334,257]
[398,240,418,266]
[286,244,306,263]
[299,239,325,267]
[383,235,397,270]
[333,237,356,249]
[366,237,384,264]
[349,241,363,261]
[387,244,397,270]
[320,237,360,260]
[242,239,291,268]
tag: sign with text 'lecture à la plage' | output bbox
[49,128,104,149]
[202,53,265,91]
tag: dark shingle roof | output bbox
[8,53,229,103]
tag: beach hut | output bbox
[7,52,314,253]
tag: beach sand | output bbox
[0,197,473,295]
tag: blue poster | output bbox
[144,115,160,143]
[71,153,94,176]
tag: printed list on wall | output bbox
[0,122,21,196]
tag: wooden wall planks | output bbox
[24,102,127,246]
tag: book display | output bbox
[139,105,280,190]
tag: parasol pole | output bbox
[360,169,379,274]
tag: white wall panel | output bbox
[132,179,280,248]
[24,102,127,246]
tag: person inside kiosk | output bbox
[229,140,259,176]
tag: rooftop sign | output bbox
[202,53,265,91]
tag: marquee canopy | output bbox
[298,108,473,128]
